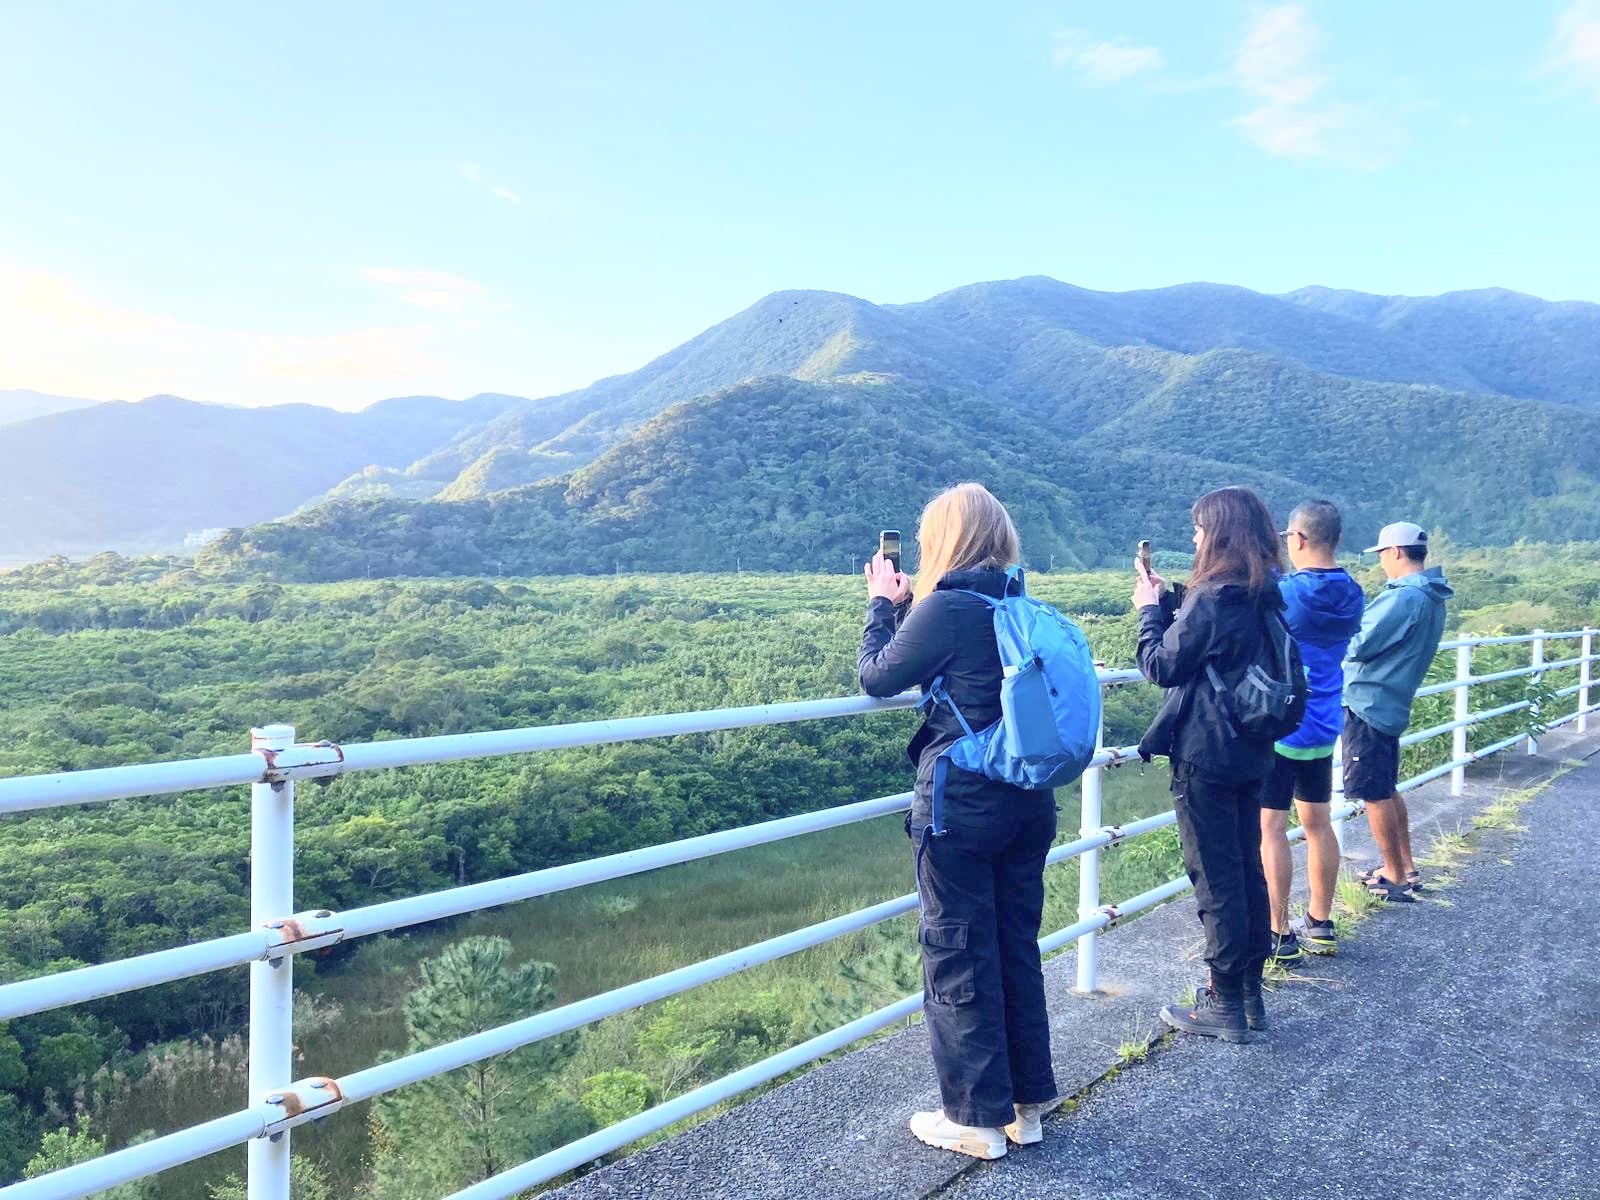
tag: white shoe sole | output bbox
[911,1127,1007,1160]
[1004,1121,1042,1146]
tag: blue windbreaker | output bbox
[1277,567,1366,752]
[1344,568,1455,737]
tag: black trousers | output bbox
[911,785,1058,1127]
[1170,759,1270,983]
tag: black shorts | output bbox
[1341,708,1400,801]
[1260,751,1333,811]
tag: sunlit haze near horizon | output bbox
[2,1,1598,410]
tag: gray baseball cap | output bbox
[1364,521,1428,554]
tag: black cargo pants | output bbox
[1170,759,1270,983]
[910,785,1059,1128]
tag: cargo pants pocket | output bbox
[918,920,975,1005]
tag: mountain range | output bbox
[5,276,1599,572]
[0,389,100,427]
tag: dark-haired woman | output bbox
[1134,486,1286,1042]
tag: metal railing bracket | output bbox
[260,1077,345,1137]
[263,910,346,959]
[257,740,346,784]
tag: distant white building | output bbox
[183,527,229,548]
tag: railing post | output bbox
[1580,627,1594,734]
[1451,641,1472,796]
[1528,630,1545,756]
[249,724,296,1200]
[1073,708,1105,995]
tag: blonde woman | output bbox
[858,483,1057,1161]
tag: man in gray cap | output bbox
[1342,522,1454,901]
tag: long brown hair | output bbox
[1188,486,1284,596]
[912,483,1021,607]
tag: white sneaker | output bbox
[909,1110,1008,1160]
[1004,1102,1045,1146]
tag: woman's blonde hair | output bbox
[912,483,1022,607]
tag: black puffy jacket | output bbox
[858,567,1037,810]
[1136,579,1283,782]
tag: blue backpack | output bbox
[920,567,1102,838]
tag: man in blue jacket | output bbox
[1260,502,1365,961]
[1344,522,1454,902]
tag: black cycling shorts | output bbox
[1260,751,1333,811]
[1341,708,1401,801]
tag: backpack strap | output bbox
[919,676,980,840]
[1205,662,1239,731]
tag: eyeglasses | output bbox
[1279,529,1307,544]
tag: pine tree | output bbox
[368,937,587,1198]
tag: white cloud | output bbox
[1547,1,1600,99]
[362,267,496,315]
[1230,3,1404,170]
[1233,4,1324,104]
[1052,29,1165,85]
[254,327,444,382]
[458,161,526,206]
[361,267,482,294]
[398,289,470,313]
[0,260,448,408]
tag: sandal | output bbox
[1365,874,1416,903]
[1359,865,1424,893]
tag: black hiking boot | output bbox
[1242,971,1268,1033]
[1160,980,1254,1044]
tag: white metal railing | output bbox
[0,629,1595,1199]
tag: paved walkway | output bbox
[552,730,1599,1200]
[945,736,1600,1200]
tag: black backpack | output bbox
[1205,607,1308,741]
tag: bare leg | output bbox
[1259,808,1292,934]
[1296,800,1338,922]
[1364,798,1408,886]
[1391,792,1415,877]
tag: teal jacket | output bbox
[1343,568,1454,737]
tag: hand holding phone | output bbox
[1132,538,1165,609]
[865,554,910,605]
[879,529,902,573]
[865,529,909,605]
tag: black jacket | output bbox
[1137,579,1283,782]
[858,567,1036,808]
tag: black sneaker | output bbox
[1292,915,1337,955]
[1160,985,1254,1044]
[1268,929,1303,965]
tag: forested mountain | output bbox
[283,278,1600,519]
[8,277,1598,567]
[1284,285,1600,408]
[0,393,525,558]
[197,362,1600,580]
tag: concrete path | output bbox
[945,733,1600,1200]
[551,730,1599,1200]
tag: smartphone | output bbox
[1136,539,1154,576]
[879,530,902,573]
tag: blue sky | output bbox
[1,1,1596,409]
